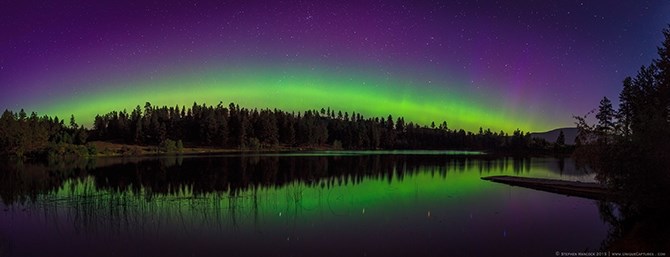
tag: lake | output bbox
[0,151,610,256]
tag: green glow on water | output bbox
[0,155,606,256]
[39,156,596,231]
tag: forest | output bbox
[0,101,568,158]
[571,26,670,248]
[573,26,670,204]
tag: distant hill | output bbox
[531,127,578,145]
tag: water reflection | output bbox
[0,153,606,256]
[1,154,548,206]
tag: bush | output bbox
[176,140,184,153]
[15,147,24,159]
[44,143,91,159]
[159,139,177,153]
[160,139,180,153]
[75,145,89,157]
[332,140,343,150]
[247,137,261,151]
[86,143,97,156]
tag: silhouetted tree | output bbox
[574,25,670,219]
[556,130,565,146]
[595,97,615,144]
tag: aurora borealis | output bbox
[1,1,669,132]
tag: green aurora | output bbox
[36,65,552,132]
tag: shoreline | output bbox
[1,140,573,160]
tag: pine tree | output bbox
[616,77,635,137]
[69,114,78,130]
[556,130,565,146]
[395,117,405,133]
[595,96,614,144]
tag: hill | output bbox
[531,127,578,145]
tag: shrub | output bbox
[247,137,261,151]
[332,140,343,150]
[176,140,184,153]
[86,143,97,156]
[160,139,178,153]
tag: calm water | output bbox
[0,152,610,256]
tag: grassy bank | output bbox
[86,141,340,157]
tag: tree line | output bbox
[0,101,567,158]
[0,98,567,156]
[89,102,560,152]
[0,110,90,158]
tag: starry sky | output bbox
[1,0,669,132]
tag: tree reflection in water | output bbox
[0,155,525,230]
[0,153,624,255]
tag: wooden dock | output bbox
[481,175,617,201]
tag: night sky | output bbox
[1,1,669,132]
